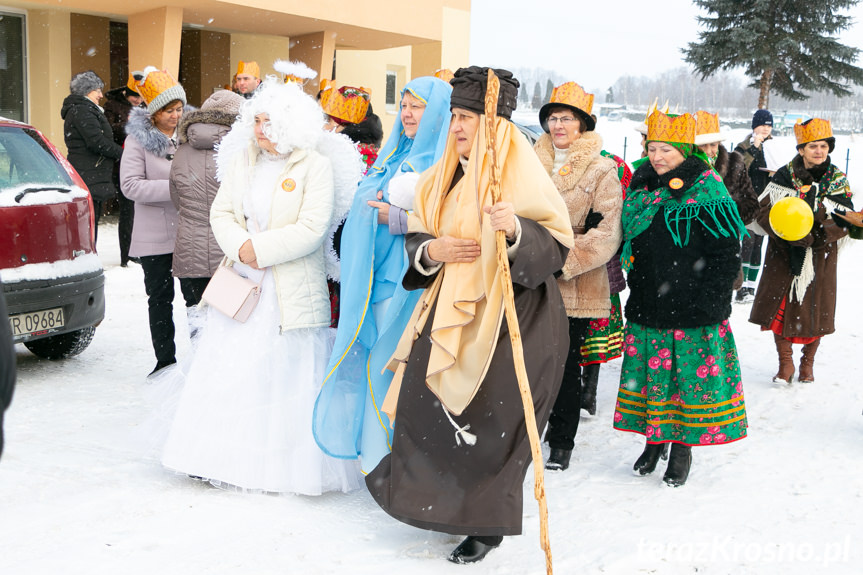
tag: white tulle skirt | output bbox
[157,266,362,495]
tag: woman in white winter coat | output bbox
[158,78,362,495]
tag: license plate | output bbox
[9,307,65,338]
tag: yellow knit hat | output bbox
[138,67,186,115]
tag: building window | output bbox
[385,70,398,113]
[0,12,27,122]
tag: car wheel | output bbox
[23,326,97,359]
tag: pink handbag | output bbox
[203,168,267,323]
[201,258,262,323]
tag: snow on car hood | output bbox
[0,184,90,207]
[0,253,103,282]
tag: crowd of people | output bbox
[55,61,859,566]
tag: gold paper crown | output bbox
[126,72,142,94]
[643,99,670,123]
[794,118,833,146]
[549,82,594,115]
[320,85,371,124]
[138,70,179,106]
[696,111,720,136]
[647,111,696,145]
[237,61,260,78]
[433,69,454,83]
[319,78,334,92]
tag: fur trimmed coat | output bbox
[714,144,759,225]
[534,132,622,318]
[120,106,181,257]
[169,108,233,278]
[749,155,853,337]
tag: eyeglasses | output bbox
[547,116,577,126]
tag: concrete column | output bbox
[128,7,183,78]
[70,13,111,84]
[27,10,72,152]
[289,31,336,95]
[181,30,231,107]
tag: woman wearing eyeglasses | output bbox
[533,82,622,472]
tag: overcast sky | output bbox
[469,0,863,90]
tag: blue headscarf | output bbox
[313,77,452,470]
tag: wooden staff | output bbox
[483,69,553,575]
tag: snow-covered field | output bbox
[2,121,862,574]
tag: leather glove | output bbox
[830,209,852,229]
[584,209,604,232]
[788,234,814,248]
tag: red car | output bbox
[0,117,105,358]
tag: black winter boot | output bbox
[662,443,692,487]
[580,363,600,416]
[448,535,502,564]
[633,442,669,476]
[545,448,572,471]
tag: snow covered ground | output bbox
[2,124,863,574]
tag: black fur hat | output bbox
[449,66,519,119]
[340,105,383,147]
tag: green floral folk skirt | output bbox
[613,320,747,446]
[580,293,623,365]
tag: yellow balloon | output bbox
[769,197,814,241]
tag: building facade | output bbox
[0,0,470,150]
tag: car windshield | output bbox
[0,126,72,191]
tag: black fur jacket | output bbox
[714,145,759,225]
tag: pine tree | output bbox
[519,83,529,105]
[606,86,615,104]
[682,0,863,109]
[531,81,543,110]
[544,79,554,104]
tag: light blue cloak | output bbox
[313,77,452,473]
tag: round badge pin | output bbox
[281,179,296,192]
[669,178,684,190]
[558,165,571,176]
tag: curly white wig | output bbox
[273,59,317,81]
[213,76,364,282]
[234,76,324,155]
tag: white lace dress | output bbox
[159,151,362,495]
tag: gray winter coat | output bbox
[169,109,234,277]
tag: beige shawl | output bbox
[385,117,573,416]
